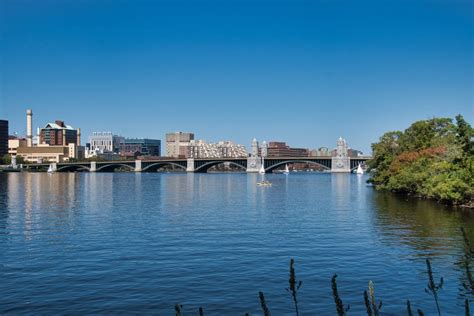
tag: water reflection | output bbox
[372,191,474,257]
[0,174,8,232]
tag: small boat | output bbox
[257,180,272,186]
[47,164,54,174]
[283,164,289,175]
[259,157,265,174]
[356,163,364,175]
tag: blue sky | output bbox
[1,0,472,153]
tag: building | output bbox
[39,120,79,146]
[17,146,69,163]
[310,147,331,157]
[166,132,194,158]
[89,132,124,153]
[120,138,161,157]
[8,136,27,155]
[187,140,247,158]
[267,141,309,157]
[0,120,8,157]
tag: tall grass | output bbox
[163,228,474,314]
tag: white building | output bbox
[89,132,124,154]
[188,140,247,158]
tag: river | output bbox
[0,172,473,314]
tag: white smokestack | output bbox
[26,109,33,147]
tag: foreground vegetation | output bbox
[367,115,473,206]
[174,227,473,315]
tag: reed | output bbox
[286,258,302,316]
[417,309,425,316]
[199,307,204,316]
[331,274,349,316]
[363,290,372,316]
[425,259,443,316]
[368,281,382,316]
[407,300,413,316]
[175,304,183,316]
[465,299,471,316]
[259,291,271,316]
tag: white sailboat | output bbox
[47,164,54,174]
[259,157,265,174]
[356,163,364,175]
[283,164,289,175]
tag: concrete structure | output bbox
[17,146,70,163]
[267,141,309,157]
[25,155,370,173]
[246,138,262,173]
[331,137,351,172]
[166,132,194,158]
[16,143,84,163]
[187,140,247,158]
[0,120,8,157]
[8,136,27,155]
[120,138,161,157]
[310,147,331,157]
[89,132,124,154]
[39,120,79,146]
[26,109,33,147]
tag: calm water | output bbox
[1,172,473,315]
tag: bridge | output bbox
[23,156,371,173]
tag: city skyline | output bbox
[1,0,473,153]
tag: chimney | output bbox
[77,128,81,145]
[26,109,33,147]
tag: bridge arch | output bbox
[265,160,331,172]
[194,160,247,173]
[142,162,187,172]
[96,163,135,172]
[56,165,90,172]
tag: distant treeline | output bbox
[367,115,473,206]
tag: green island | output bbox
[368,115,473,207]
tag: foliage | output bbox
[1,154,25,165]
[368,115,473,205]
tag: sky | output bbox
[1,0,473,153]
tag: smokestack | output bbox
[26,109,33,147]
[77,128,81,145]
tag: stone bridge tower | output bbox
[246,138,262,173]
[331,137,350,173]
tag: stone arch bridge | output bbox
[24,156,371,173]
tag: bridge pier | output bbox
[135,160,142,172]
[331,157,351,173]
[90,161,97,172]
[186,158,195,172]
[51,163,58,172]
[246,156,261,173]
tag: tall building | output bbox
[166,132,194,158]
[0,120,8,157]
[120,138,161,157]
[267,141,309,157]
[89,132,124,153]
[39,120,79,146]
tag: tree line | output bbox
[368,115,473,206]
